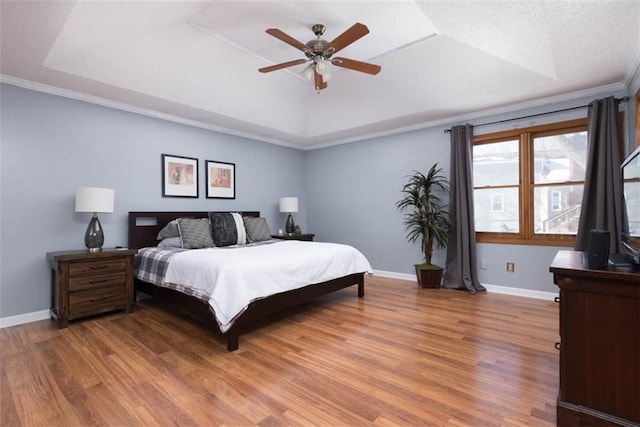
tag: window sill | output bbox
[476,234,575,247]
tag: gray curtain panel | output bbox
[443,124,486,294]
[574,97,624,254]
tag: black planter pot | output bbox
[415,266,443,288]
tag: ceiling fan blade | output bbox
[265,28,310,53]
[259,59,308,73]
[332,57,381,75]
[314,71,328,90]
[325,23,369,55]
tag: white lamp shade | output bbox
[279,197,298,213]
[75,187,114,213]
[300,64,314,81]
[315,57,329,75]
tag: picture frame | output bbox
[162,154,199,198]
[206,160,236,199]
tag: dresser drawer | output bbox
[69,258,125,276]
[69,286,127,317]
[69,271,125,292]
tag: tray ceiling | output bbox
[1,1,639,149]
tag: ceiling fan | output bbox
[258,23,381,91]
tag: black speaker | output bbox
[587,229,610,269]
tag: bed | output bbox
[128,211,370,351]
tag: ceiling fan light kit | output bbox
[258,23,381,91]
[315,57,329,74]
[300,64,315,80]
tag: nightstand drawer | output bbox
[69,271,125,292]
[69,286,127,317]
[69,258,125,276]
[47,248,137,328]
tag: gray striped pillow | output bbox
[209,212,247,247]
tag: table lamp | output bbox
[279,197,298,234]
[75,187,114,252]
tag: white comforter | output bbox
[163,240,372,332]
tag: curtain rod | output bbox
[443,96,629,133]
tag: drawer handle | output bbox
[563,277,571,284]
[89,278,109,284]
[89,296,110,302]
[89,264,109,270]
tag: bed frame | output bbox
[128,211,365,351]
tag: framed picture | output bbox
[162,154,199,198]
[206,160,236,199]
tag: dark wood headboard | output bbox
[128,211,260,249]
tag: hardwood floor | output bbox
[1,276,559,426]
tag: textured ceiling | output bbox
[1,1,639,149]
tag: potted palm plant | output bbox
[396,164,451,288]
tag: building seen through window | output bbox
[473,118,589,245]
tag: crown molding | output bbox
[305,82,628,150]
[0,74,302,150]
[2,74,629,152]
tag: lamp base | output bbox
[85,214,104,252]
[285,213,295,234]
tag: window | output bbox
[551,191,562,211]
[474,139,520,234]
[473,118,588,246]
[491,193,504,212]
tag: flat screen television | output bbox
[620,144,640,266]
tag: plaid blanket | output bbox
[133,242,277,304]
[134,247,213,302]
[134,247,180,285]
[133,247,209,301]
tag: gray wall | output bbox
[1,80,635,319]
[305,89,631,294]
[0,84,306,318]
[305,126,450,271]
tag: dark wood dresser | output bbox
[47,248,137,328]
[550,250,640,427]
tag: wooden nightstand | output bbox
[47,248,137,328]
[272,233,315,241]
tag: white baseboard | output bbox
[482,284,557,301]
[372,270,557,301]
[0,309,50,329]
[0,293,158,329]
[371,269,416,282]
[0,273,558,329]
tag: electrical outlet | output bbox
[480,259,487,270]
[506,262,515,273]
